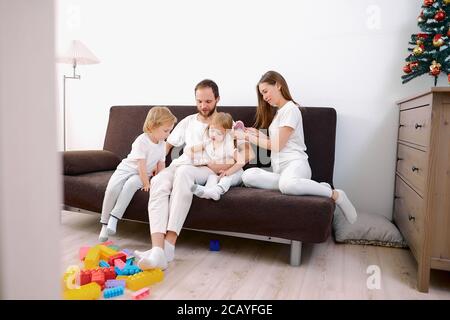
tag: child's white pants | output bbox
[242,160,332,197]
[100,169,144,224]
[148,164,215,235]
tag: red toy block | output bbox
[132,287,150,300]
[101,267,116,281]
[79,270,92,286]
[101,240,113,246]
[108,252,127,266]
[91,269,105,287]
[79,246,90,261]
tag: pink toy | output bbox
[132,288,150,300]
[233,120,245,131]
[114,259,126,269]
[79,246,90,261]
[101,240,114,246]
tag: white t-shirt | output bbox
[117,133,166,175]
[203,133,236,163]
[167,114,209,166]
[268,101,308,167]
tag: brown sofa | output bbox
[63,105,337,265]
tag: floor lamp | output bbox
[57,40,100,151]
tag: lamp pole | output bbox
[63,61,80,151]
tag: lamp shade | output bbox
[57,40,100,65]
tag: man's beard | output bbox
[199,105,217,118]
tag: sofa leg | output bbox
[290,241,302,266]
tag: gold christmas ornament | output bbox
[433,34,445,47]
[429,60,442,76]
[413,45,424,55]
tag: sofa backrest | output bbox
[103,105,336,185]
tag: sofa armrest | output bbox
[63,150,121,175]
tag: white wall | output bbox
[0,0,60,299]
[56,0,445,219]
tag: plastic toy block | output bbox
[126,255,136,265]
[99,260,110,268]
[108,245,120,251]
[62,265,80,290]
[100,266,116,280]
[114,259,126,269]
[126,269,164,291]
[98,244,118,261]
[209,239,220,251]
[79,246,90,261]
[115,266,138,276]
[91,269,105,287]
[121,248,133,256]
[108,252,127,266]
[101,240,114,246]
[132,288,150,300]
[103,286,124,299]
[63,282,101,300]
[79,270,92,286]
[84,246,101,269]
[105,279,126,288]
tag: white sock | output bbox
[164,240,175,262]
[335,189,357,224]
[98,225,108,242]
[191,184,220,201]
[137,247,167,270]
[106,216,118,235]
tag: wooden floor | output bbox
[61,210,450,300]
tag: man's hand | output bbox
[141,180,150,192]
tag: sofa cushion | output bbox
[63,150,121,175]
[64,172,335,243]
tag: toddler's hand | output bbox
[141,182,150,192]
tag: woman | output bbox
[239,71,357,224]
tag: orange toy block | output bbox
[79,246,90,261]
[98,244,117,261]
[63,282,101,300]
[126,269,164,291]
[84,246,100,269]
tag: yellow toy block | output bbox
[63,282,101,300]
[116,275,130,280]
[84,246,100,269]
[126,269,164,291]
[98,244,117,261]
[62,265,80,290]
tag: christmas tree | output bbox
[402,0,450,85]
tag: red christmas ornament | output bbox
[433,34,445,47]
[424,0,434,6]
[410,61,419,69]
[435,10,446,22]
[429,61,441,76]
[403,64,412,74]
[447,28,450,37]
[448,74,450,84]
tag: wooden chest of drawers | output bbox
[395,88,450,292]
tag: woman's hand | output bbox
[233,129,248,141]
[244,127,260,137]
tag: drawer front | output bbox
[396,143,428,197]
[398,105,432,147]
[394,176,424,260]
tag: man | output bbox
[135,79,254,270]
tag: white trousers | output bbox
[148,164,215,235]
[100,169,143,224]
[242,159,332,197]
[203,168,244,194]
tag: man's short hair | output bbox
[194,79,219,99]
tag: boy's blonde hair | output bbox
[143,106,177,133]
[210,112,233,130]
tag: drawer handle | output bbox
[399,124,405,128]
[397,157,403,161]
[408,215,416,222]
[411,166,419,172]
[415,123,423,129]
[394,195,401,199]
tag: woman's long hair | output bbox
[254,71,299,129]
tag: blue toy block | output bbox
[99,260,110,268]
[105,279,126,288]
[103,286,124,299]
[210,240,220,251]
